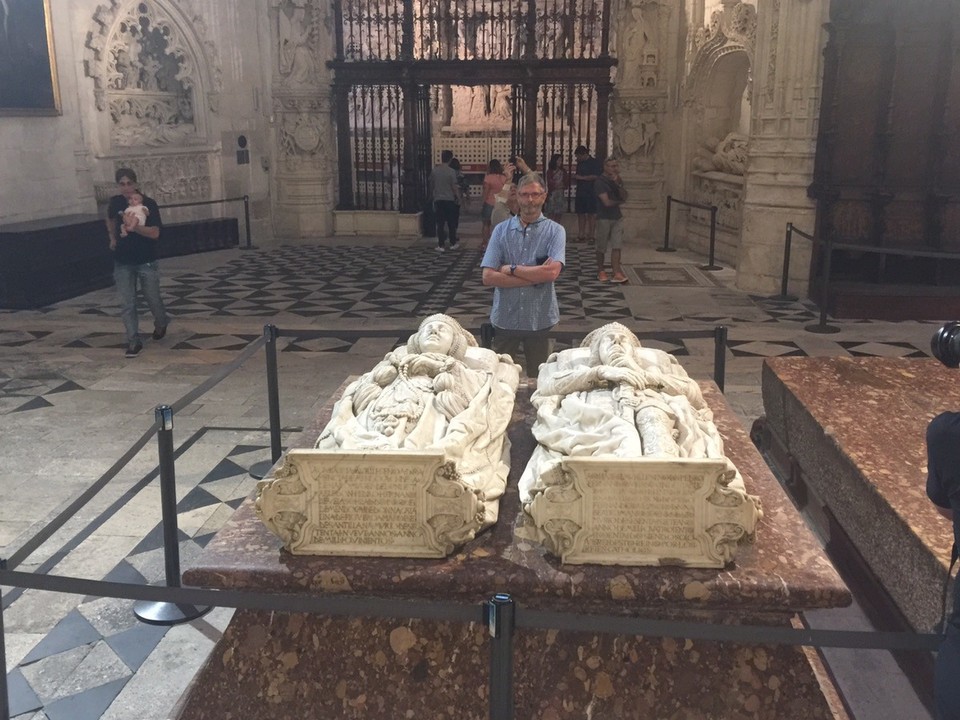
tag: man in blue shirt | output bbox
[481,172,566,378]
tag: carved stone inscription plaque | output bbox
[527,458,761,568]
[256,450,485,558]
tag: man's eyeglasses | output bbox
[518,191,545,199]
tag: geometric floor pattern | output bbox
[5,440,265,720]
[0,237,940,720]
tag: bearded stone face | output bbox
[598,330,635,367]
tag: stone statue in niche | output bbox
[278,0,320,86]
[316,314,521,528]
[618,0,659,89]
[518,323,762,567]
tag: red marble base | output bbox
[176,384,850,720]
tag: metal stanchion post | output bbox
[713,325,727,393]
[480,323,495,350]
[700,206,722,271]
[486,593,515,720]
[805,236,841,334]
[657,195,676,252]
[242,195,253,249]
[1,583,9,720]
[134,407,211,625]
[250,324,283,479]
[774,223,798,301]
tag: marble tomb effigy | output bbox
[256,314,521,557]
[520,323,762,567]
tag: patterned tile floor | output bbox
[0,230,942,719]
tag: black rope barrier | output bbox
[0,568,942,652]
[660,196,722,271]
[2,335,265,572]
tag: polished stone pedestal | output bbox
[176,383,850,720]
[759,357,960,710]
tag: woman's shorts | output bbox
[481,203,494,221]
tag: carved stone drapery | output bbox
[84,0,222,150]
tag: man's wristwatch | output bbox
[510,264,517,276]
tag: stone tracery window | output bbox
[85,0,221,150]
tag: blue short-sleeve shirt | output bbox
[481,214,566,331]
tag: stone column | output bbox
[270,0,335,237]
[610,0,669,241]
[736,0,830,295]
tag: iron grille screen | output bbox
[337,0,608,62]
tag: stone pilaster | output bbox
[270,0,335,237]
[611,0,669,241]
[736,0,829,295]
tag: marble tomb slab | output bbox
[175,383,852,720]
[256,450,485,557]
[527,457,762,567]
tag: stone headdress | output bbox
[582,322,641,365]
[407,314,477,360]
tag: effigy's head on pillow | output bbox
[407,314,478,359]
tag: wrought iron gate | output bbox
[331,0,614,214]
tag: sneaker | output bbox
[436,245,446,253]
[125,340,143,358]
[611,272,628,284]
[597,270,609,282]
[152,323,168,340]
[450,241,462,251]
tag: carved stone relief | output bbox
[275,96,331,174]
[111,152,212,205]
[84,0,222,150]
[692,171,745,231]
[614,96,661,170]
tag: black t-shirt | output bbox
[107,193,163,265]
[575,157,603,197]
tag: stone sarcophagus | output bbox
[255,314,521,557]
[256,450,486,557]
[526,457,761,567]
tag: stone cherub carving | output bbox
[316,314,521,528]
[518,323,761,566]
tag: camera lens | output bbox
[931,321,960,368]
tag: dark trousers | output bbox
[434,200,459,246]
[493,327,553,378]
[937,622,960,719]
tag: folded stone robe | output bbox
[316,345,521,528]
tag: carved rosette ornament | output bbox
[526,458,762,568]
[84,0,222,150]
[256,450,487,557]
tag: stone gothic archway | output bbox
[681,1,755,262]
[83,0,223,205]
